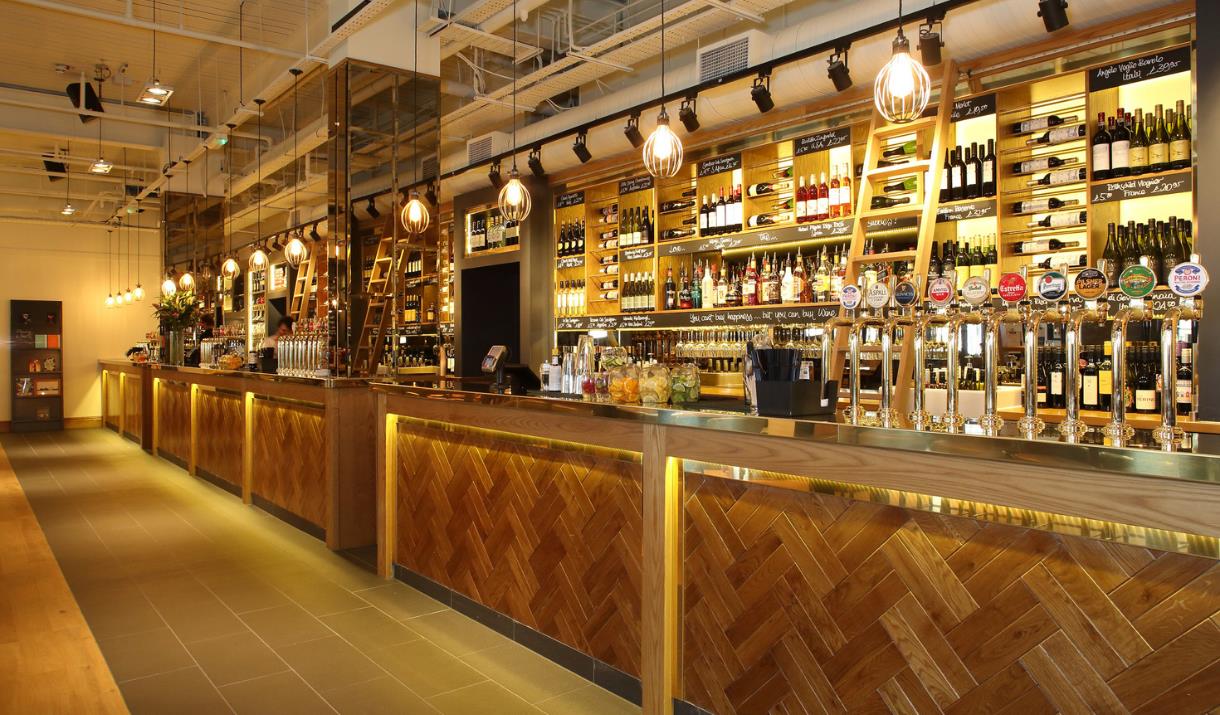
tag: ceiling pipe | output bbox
[0,96,268,142]
[0,147,158,174]
[0,214,161,230]
[438,0,554,59]
[9,0,327,62]
[0,165,140,185]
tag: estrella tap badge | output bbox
[1168,262,1210,298]
[839,284,862,310]
[997,272,1028,303]
[1072,267,1108,300]
[1035,271,1068,302]
[1118,264,1156,298]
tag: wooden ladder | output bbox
[353,233,402,373]
[832,59,960,419]
[289,251,318,322]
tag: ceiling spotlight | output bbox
[572,132,592,163]
[366,197,381,219]
[528,146,546,177]
[827,46,853,92]
[918,14,944,66]
[678,96,700,133]
[138,79,174,106]
[425,181,438,207]
[60,202,76,216]
[309,224,321,242]
[488,160,503,189]
[624,113,644,148]
[1038,0,1069,32]
[750,72,774,114]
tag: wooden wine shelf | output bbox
[865,159,932,181]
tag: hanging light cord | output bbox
[293,70,299,223]
[511,0,518,170]
[660,0,666,104]
[413,7,419,187]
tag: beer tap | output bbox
[910,274,957,431]
[1153,298,1200,450]
[883,274,922,429]
[822,283,861,424]
[1102,299,1144,443]
[1060,297,1109,440]
[981,269,1029,434]
[849,276,893,427]
[946,272,990,434]
[1018,264,1072,438]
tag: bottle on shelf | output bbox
[1011,114,1075,135]
[950,148,966,201]
[1027,168,1087,187]
[1149,105,1169,172]
[1012,237,1082,254]
[1177,347,1194,416]
[981,139,997,197]
[1011,197,1079,215]
[1027,124,1087,146]
[881,140,917,160]
[664,268,677,310]
[1012,155,1077,175]
[747,180,792,197]
[1109,111,1131,178]
[1092,112,1112,181]
[796,177,809,224]
[940,149,952,203]
[838,164,853,217]
[828,170,842,219]
[871,195,912,209]
[747,212,794,228]
[883,177,918,195]
[1129,110,1149,175]
[966,143,982,199]
[678,268,693,309]
[1170,99,1192,170]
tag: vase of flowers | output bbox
[152,290,200,365]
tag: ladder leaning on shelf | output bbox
[832,59,959,420]
[353,230,403,374]
[289,250,319,322]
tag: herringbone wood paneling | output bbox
[251,401,327,528]
[682,474,1220,715]
[195,390,243,486]
[122,374,142,440]
[156,382,190,461]
[395,421,644,676]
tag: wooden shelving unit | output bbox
[10,300,63,432]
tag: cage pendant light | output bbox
[642,0,683,178]
[221,125,241,278]
[61,142,76,216]
[105,229,116,308]
[497,0,531,223]
[178,160,196,290]
[874,0,931,124]
[249,99,269,271]
[401,8,431,237]
[284,69,309,267]
[124,218,134,303]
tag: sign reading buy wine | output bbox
[1088,45,1190,91]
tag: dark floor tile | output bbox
[220,670,336,715]
[120,666,233,715]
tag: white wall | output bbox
[0,221,162,424]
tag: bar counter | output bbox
[373,382,1220,715]
[98,360,376,549]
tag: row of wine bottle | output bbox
[1099,217,1193,287]
[1092,101,1191,180]
[1035,341,1192,416]
[556,220,586,257]
[939,140,997,202]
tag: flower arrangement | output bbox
[152,290,201,331]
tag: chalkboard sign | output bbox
[696,153,742,178]
[556,255,585,270]
[618,175,654,195]
[794,127,851,156]
[863,215,919,232]
[936,199,997,223]
[1088,46,1191,92]
[951,93,997,122]
[621,246,655,261]
[1090,171,1192,204]
[555,191,584,209]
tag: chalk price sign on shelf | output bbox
[555,191,585,209]
[936,199,997,223]
[618,175,654,195]
[950,93,996,122]
[556,255,585,269]
[1088,45,1191,91]
[1089,171,1192,204]
[806,218,854,239]
[696,153,742,178]
[794,127,851,156]
[621,246,655,261]
[863,215,919,232]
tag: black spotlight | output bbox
[918,14,944,66]
[1038,0,1069,32]
[425,181,438,207]
[366,197,381,219]
[309,223,321,241]
[572,132,592,163]
[678,96,700,133]
[624,113,644,148]
[488,160,503,189]
[528,146,546,177]
[827,46,852,92]
[751,72,774,114]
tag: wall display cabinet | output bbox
[10,300,64,432]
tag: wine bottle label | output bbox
[1016,199,1051,213]
[966,165,977,185]
[982,160,994,182]
[1150,144,1168,165]
[1048,126,1080,143]
[1048,168,1082,185]
[1020,157,1051,173]
[1099,369,1112,397]
[1051,373,1063,395]
[1083,376,1099,406]
[1111,140,1130,168]
[817,197,829,215]
[1170,139,1190,162]
[1019,117,1050,133]
[1092,144,1111,171]
[1136,389,1156,411]
[1129,146,1148,167]
[1048,212,1084,228]
[1176,379,1192,404]
[1037,388,1047,404]
[942,167,950,189]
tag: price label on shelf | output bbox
[555,191,585,208]
[696,153,742,178]
[997,273,1028,304]
[839,284,862,310]
[935,199,997,223]
[556,255,585,269]
[1118,265,1156,298]
[1035,271,1068,303]
[794,127,852,156]
[1072,267,1109,301]
[950,93,997,122]
[617,175,654,195]
[1088,45,1191,91]
[1168,262,1209,298]
[1089,171,1192,204]
[927,277,955,308]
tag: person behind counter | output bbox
[258,316,293,372]
[184,315,215,367]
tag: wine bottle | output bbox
[660,199,696,213]
[1129,111,1149,175]
[1011,197,1079,214]
[1109,112,1131,177]
[662,228,695,240]
[773,166,794,179]
[871,195,912,209]
[1100,223,1120,286]
[747,180,792,197]
[796,177,808,223]
[982,139,997,197]
[1170,99,1191,170]
[1091,112,1111,180]
[882,140,917,158]
[940,149,952,203]
[883,177,918,194]
[1012,155,1076,175]
[747,212,794,228]
[1149,105,1169,172]
[1026,211,1086,230]
[950,148,966,201]
[1027,168,1087,186]
[816,173,830,221]
[1027,124,1087,146]
[1013,237,1082,254]
[966,143,982,199]
[1011,114,1075,135]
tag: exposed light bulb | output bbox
[401,192,431,236]
[161,277,177,296]
[105,293,115,309]
[642,110,683,178]
[221,256,241,278]
[284,236,308,268]
[497,169,531,222]
[178,271,194,290]
[874,31,931,123]
[123,289,133,304]
[133,283,145,301]
[249,247,268,270]
[90,158,113,174]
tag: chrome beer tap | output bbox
[1153,298,1200,450]
[823,284,861,424]
[883,274,922,429]
[910,273,957,431]
[981,270,1029,434]
[1102,299,1144,443]
[945,272,989,434]
[849,276,893,427]
[1060,297,1109,440]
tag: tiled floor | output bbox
[2,429,641,715]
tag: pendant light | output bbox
[105,229,116,308]
[496,0,531,223]
[874,0,931,124]
[642,0,683,178]
[133,209,145,300]
[221,124,240,278]
[60,143,76,216]
[401,8,431,236]
[123,217,134,303]
[159,201,177,296]
[90,109,112,174]
[178,159,195,290]
[248,98,268,271]
[284,69,309,267]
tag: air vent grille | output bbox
[468,135,494,164]
[699,36,750,82]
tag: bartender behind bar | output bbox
[259,316,293,372]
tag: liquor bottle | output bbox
[747,212,794,228]
[1129,111,1149,175]
[1170,100,1191,170]
[663,268,677,310]
[1177,347,1193,415]
[691,262,703,309]
[1027,124,1087,146]
[1149,106,1169,172]
[701,260,715,307]
[747,180,792,197]
[1011,114,1075,135]
[951,148,966,201]
[1135,346,1157,414]
[1011,197,1079,214]
[715,268,728,307]
[1109,113,1131,177]
[829,170,842,219]
[982,139,997,197]
[1098,341,1113,412]
[871,195,912,209]
[1081,348,1099,410]
[839,164,853,217]
[791,251,804,302]
[1027,168,1087,187]
[1013,238,1080,255]
[1092,112,1112,180]
[883,177,918,194]
[678,268,693,309]
[940,149,952,203]
[882,140,917,159]
[796,176,808,223]
[743,254,759,306]
[966,143,982,199]
[1012,155,1076,175]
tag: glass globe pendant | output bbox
[401,191,431,236]
[133,283,145,301]
[105,293,115,309]
[178,269,194,290]
[248,244,268,271]
[643,109,683,178]
[497,168,531,222]
[284,233,308,268]
[874,14,930,123]
[161,274,177,296]
[123,288,134,304]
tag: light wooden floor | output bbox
[0,435,128,714]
